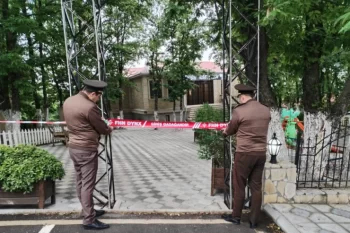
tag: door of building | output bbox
[187,80,214,105]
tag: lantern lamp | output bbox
[268,133,282,164]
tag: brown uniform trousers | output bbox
[69,148,98,225]
[233,152,266,224]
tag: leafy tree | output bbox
[161,1,204,121]
[103,0,149,118]
[263,0,350,119]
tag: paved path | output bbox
[1,128,226,213]
[264,203,350,233]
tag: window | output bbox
[149,80,162,99]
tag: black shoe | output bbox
[81,209,106,218]
[221,214,232,219]
[223,216,240,225]
[249,221,258,229]
[83,219,110,230]
[95,209,105,217]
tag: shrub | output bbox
[194,104,225,164]
[0,145,65,193]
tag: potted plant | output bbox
[0,145,65,208]
[194,104,229,195]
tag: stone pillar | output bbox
[263,161,297,204]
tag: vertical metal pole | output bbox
[61,0,72,97]
[92,1,104,114]
[92,0,112,209]
[228,0,233,210]
[256,0,260,102]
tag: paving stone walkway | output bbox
[264,203,350,233]
[39,128,226,211]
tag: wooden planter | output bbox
[0,180,56,209]
[211,167,225,196]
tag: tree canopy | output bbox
[0,0,349,122]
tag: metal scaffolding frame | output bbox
[60,0,116,209]
[222,0,260,209]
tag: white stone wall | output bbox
[293,189,350,204]
[262,160,350,204]
[263,161,297,204]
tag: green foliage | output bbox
[104,1,147,105]
[262,0,350,112]
[194,104,225,164]
[336,11,350,34]
[194,103,223,123]
[0,145,65,193]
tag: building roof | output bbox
[125,67,149,79]
[197,61,222,73]
[125,61,222,79]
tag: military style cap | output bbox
[235,84,256,95]
[82,79,107,92]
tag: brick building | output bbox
[111,61,239,121]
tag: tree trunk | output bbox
[0,77,11,111]
[118,79,123,119]
[302,62,322,113]
[173,100,176,121]
[258,28,276,107]
[331,72,350,120]
[51,65,63,107]
[267,109,289,162]
[2,0,21,131]
[38,0,47,120]
[179,96,184,122]
[39,42,48,120]
[1,0,11,113]
[302,3,325,113]
[234,1,277,107]
[119,110,124,120]
[9,74,21,131]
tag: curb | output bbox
[0,209,232,216]
[263,204,300,233]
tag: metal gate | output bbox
[295,120,350,189]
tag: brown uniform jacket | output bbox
[225,99,271,153]
[63,92,112,151]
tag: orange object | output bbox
[331,145,344,153]
[294,118,304,131]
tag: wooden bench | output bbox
[47,125,69,147]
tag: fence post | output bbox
[8,131,13,147]
[13,130,19,146]
[295,130,302,168]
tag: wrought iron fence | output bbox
[295,120,350,189]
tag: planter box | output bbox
[211,167,225,196]
[0,180,56,209]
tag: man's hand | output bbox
[222,129,228,137]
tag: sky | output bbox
[132,48,214,68]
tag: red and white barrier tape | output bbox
[0,121,65,125]
[0,119,228,130]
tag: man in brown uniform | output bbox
[222,84,271,228]
[63,79,113,230]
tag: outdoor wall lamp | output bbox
[268,133,282,164]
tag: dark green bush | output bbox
[0,145,65,193]
[194,104,225,164]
